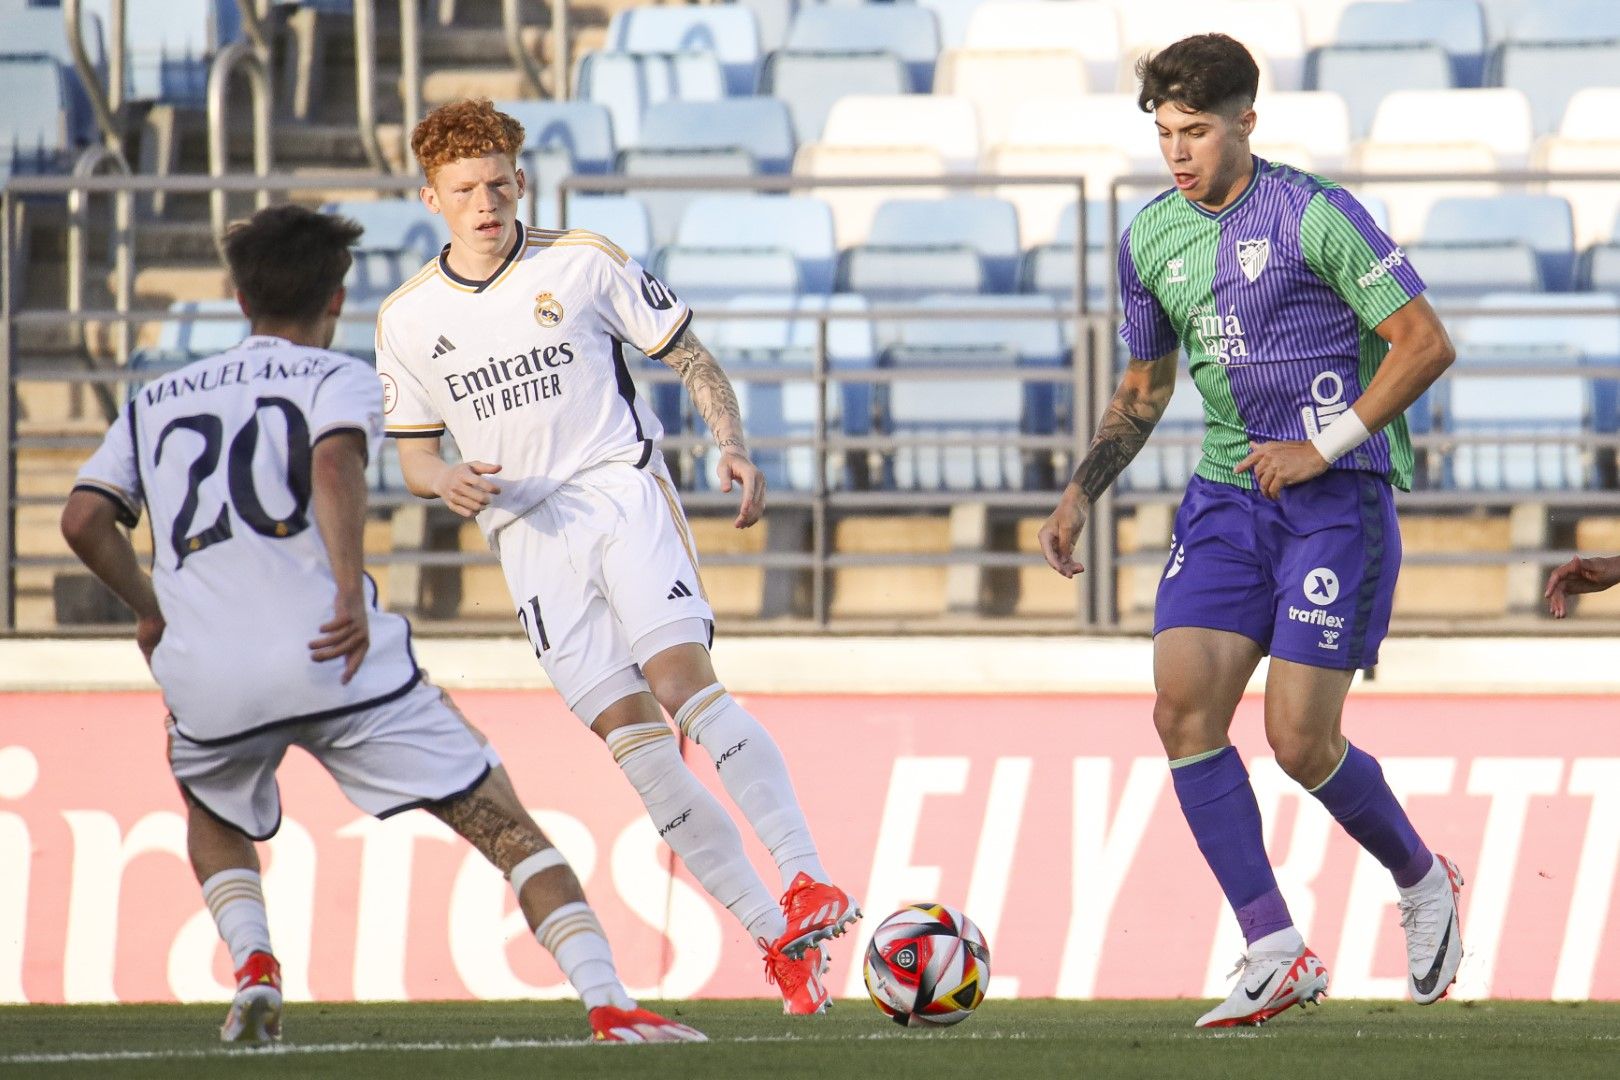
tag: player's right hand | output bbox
[310,589,370,684]
[1545,555,1620,618]
[1038,489,1090,578]
[435,460,502,518]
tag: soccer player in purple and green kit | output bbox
[1038,34,1466,1027]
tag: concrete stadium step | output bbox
[687,513,768,620]
[830,514,951,620]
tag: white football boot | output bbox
[1399,854,1465,1005]
[1195,948,1330,1028]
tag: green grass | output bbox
[2,999,1617,1080]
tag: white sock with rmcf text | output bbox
[534,902,635,1011]
[201,868,273,970]
[676,684,829,889]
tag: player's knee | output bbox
[1268,735,1336,786]
[1152,695,1222,756]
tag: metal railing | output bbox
[6,168,1620,633]
[63,0,123,158]
[207,43,274,237]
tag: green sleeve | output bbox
[1300,188,1425,331]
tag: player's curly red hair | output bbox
[410,99,526,183]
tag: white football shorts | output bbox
[495,458,714,717]
[167,678,497,840]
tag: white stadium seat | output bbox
[1367,88,1535,164]
[794,144,951,247]
[1250,91,1353,173]
[962,1,1123,98]
[819,95,982,171]
[936,49,1089,147]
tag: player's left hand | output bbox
[310,589,370,684]
[1235,440,1329,499]
[717,449,765,529]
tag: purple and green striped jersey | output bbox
[1118,158,1424,491]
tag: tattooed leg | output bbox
[427,767,586,929]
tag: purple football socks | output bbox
[1309,742,1434,888]
[1170,747,1295,945]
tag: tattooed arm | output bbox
[659,325,765,528]
[1037,350,1179,578]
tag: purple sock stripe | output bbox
[1310,742,1432,886]
[1170,746,1292,946]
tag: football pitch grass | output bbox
[3,999,1617,1079]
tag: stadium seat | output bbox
[1368,88,1533,163]
[1492,42,1620,135]
[576,51,725,148]
[89,0,215,105]
[1557,87,1620,141]
[1536,136,1620,251]
[322,199,449,302]
[557,194,654,265]
[736,0,795,54]
[1452,292,1620,364]
[1446,375,1591,491]
[1018,197,1157,307]
[0,56,72,187]
[652,246,800,306]
[494,100,617,175]
[866,196,1023,292]
[879,295,1065,491]
[1354,141,1501,241]
[2,2,104,144]
[838,245,986,300]
[819,94,980,171]
[1309,45,1453,137]
[702,293,879,491]
[986,146,1133,251]
[605,5,763,96]
[784,5,942,92]
[1406,242,1543,301]
[675,194,838,294]
[1333,0,1487,85]
[1503,0,1620,44]
[1422,195,1576,290]
[618,148,756,248]
[760,50,909,145]
[1249,91,1353,174]
[961,1,1122,97]
[795,144,950,249]
[935,49,1088,147]
[634,99,795,174]
[917,0,995,50]
[1001,94,1161,168]
[1117,0,1305,91]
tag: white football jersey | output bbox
[375,227,691,543]
[75,336,418,743]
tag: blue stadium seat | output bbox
[2,3,105,144]
[1587,243,1620,293]
[838,245,986,300]
[736,0,795,54]
[1503,0,1620,43]
[1017,197,1155,309]
[1309,45,1453,137]
[322,199,450,302]
[1408,242,1543,300]
[557,194,654,265]
[785,5,941,92]
[1422,194,1576,289]
[85,0,215,104]
[652,246,801,306]
[676,194,838,294]
[576,51,725,148]
[916,0,987,50]
[619,146,756,248]
[1491,42,1620,135]
[879,294,1067,490]
[1446,375,1591,490]
[760,50,908,145]
[0,55,71,186]
[494,100,617,174]
[636,98,795,174]
[866,197,1022,292]
[1334,0,1487,85]
[605,5,763,96]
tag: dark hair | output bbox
[221,204,363,323]
[1136,34,1260,116]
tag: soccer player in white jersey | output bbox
[375,99,859,1014]
[61,205,703,1045]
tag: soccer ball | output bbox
[863,903,990,1027]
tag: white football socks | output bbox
[1250,925,1306,957]
[606,721,786,942]
[675,684,829,889]
[201,868,273,969]
[534,901,635,1011]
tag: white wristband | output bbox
[1309,409,1372,463]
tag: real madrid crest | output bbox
[534,291,564,328]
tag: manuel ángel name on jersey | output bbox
[141,346,346,408]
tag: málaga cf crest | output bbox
[1237,238,1270,282]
